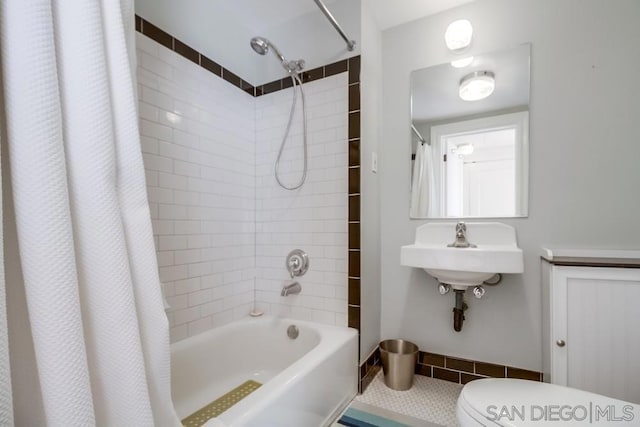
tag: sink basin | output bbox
[401,222,523,289]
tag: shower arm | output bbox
[312,0,356,51]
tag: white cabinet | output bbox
[542,249,640,403]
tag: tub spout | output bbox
[281,281,302,296]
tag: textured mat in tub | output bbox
[181,380,262,427]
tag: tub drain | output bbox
[287,325,299,339]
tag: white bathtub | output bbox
[171,316,358,426]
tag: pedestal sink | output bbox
[401,222,524,331]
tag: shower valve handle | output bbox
[286,249,309,278]
[288,258,300,278]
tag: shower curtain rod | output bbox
[412,124,429,145]
[312,0,356,51]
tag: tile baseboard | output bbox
[416,351,542,384]
[359,347,382,393]
[360,346,542,391]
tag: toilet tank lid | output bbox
[459,378,637,425]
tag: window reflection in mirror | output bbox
[410,44,530,219]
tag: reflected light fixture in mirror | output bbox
[452,143,474,156]
[451,56,474,68]
[445,19,473,51]
[459,71,495,101]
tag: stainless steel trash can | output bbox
[379,339,419,391]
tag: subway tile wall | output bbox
[135,33,256,342]
[254,73,349,326]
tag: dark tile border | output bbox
[141,19,172,50]
[360,347,542,393]
[173,39,199,65]
[345,57,362,384]
[254,58,353,98]
[136,16,256,94]
[359,347,381,393]
[415,351,542,385]
[136,15,356,99]
[200,55,222,77]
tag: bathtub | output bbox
[171,316,358,426]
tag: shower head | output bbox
[250,36,305,74]
[250,37,269,55]
[250,37,286,63]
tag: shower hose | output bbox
[274,73,308,190]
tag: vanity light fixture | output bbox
[445,19,473,51]
[451,56,474,68]
[459,71,495,101]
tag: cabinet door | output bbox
[551,266,640,403]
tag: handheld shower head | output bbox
[250,37,285,63]
[250,37,269,55]
[250,36,305,74]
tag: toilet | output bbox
[457,378,638,426]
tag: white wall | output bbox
[254,74,349,326]
[358,2,382,364]
[136,33,256,342]
[380,0,640,370]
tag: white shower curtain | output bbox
[0,1,180,425]
[410,142,437,218]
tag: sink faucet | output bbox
[281,281,302,296]
[447,222,477,248]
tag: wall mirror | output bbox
[410,43,530,219]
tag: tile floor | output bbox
[346,371,464,427]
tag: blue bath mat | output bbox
[337,402,442,427]
[338,407,409,427]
